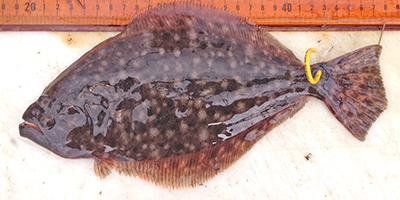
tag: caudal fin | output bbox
[311,45,387,141]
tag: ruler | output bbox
[1,0,399,31]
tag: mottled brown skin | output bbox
[19,2,387,188]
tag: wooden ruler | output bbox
[1,0,399,31]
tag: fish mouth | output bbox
[19,120,52,148]
[19,120,93,159]
[20,121,42,132]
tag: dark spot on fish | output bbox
[285,70,293,81]
[162,32,172,40]
[211,42,224,48]
[66,125,94,150]
[198,41,207,50]
[68,107,79,115]
[295,87,305,93]
[115,77,140,92]
[97,110,106,126]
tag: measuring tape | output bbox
[1,0,399,31]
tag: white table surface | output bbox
[1,30,399,200]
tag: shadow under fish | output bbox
[19,2,387,188]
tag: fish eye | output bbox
[39,114,55,129]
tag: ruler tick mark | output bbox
[0,0,399,30]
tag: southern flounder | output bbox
[19,2,387,188]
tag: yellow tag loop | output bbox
[304,48,322,84]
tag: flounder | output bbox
[19,2,387,188]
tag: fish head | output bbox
[19,95,94,159]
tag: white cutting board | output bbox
[0,30,399,200]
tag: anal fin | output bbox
[94,159,113,180]
[112,136,254,188]
[91,128,259,188]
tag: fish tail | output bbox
[310,45,387,141]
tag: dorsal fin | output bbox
[120,1,303,66]
[122,1,253,36]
